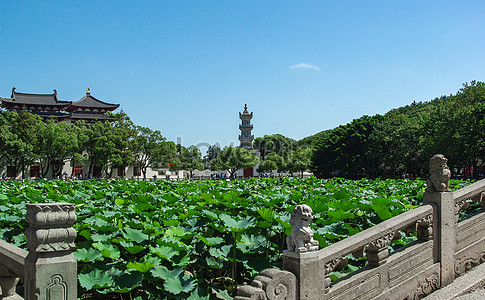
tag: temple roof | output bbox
[67,90,119,112]
[2,88,72,107]
[69,113,114,120]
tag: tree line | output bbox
[4,81,480,181]
[0,109,312,180]
[0,110,205,179]
[308,81,485,179]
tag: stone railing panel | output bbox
[0,240,27,278]
[283,204,434,299]
[326,240,438,300]
[456,212,485,252]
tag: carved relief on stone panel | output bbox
[46,274,68,300]
[454,252,485,276]
[413,273,440,299]
[367,231,397,251]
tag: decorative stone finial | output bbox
[286,204,319,253]
[425,154,451,193]
[25,203,77,253]
[235,269,297,300]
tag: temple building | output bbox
[1,87,119,123]
[238,104,254,149]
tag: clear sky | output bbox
[1,1,485,153]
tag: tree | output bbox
[253,134,296,160]
[211,146,259,178]
[134,126,174,180]
[367,112,424,177]
[0,111,40,178]
[204,144,221,163]
[312,115,381,178]
[110,111,137,177]
[180,145,205,178]
[286,147,313,177]
[256,152,282,174]
[35,119,79,178]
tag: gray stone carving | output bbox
[414,273,440,299]
[286,204,319,253]
[0,274,22,300]
[425,154,451,193]
[454,252,485,276]
[366,231,397,267]
[417,214,434,241]
[235,269,297,300]
[24,203,78,300]
[25,203,77,253]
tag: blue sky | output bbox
[1,1,485,152]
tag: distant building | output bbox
[1,87,119,123]
[238,104,254,149]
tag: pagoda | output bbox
[238,104,254,149]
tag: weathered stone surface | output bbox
[286,205,319,253]
[424,191,455,286]
[24,203,78,300]
[0,275,22,300]
[25,203,77,253]
[425,154,451,193]
[235,268,297,300]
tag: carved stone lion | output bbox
[286,204,319,253]
[425,154,451,193]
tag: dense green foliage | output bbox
[253,134,313,176]
[0,111,192,179]
[308,81,485,179]
[0,177,471,299]
[210,146,259,178]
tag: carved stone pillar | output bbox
[423,192,455,287]
[24,203,77,300]
[422,154,456,286]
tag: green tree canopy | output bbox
[211,146,259,178]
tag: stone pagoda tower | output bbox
[239,104,254,149]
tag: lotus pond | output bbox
[0,177,471,299]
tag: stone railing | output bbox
[237,154,485,300]
[0,203,77,300]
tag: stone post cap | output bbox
[26,203,76,228]
[25,203,77,253]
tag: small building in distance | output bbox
[1,87,119,123]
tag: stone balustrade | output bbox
[237,154,485,300]
[0,203,77,300]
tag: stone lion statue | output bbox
[286,204,319,253]
[426,154,451,193]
